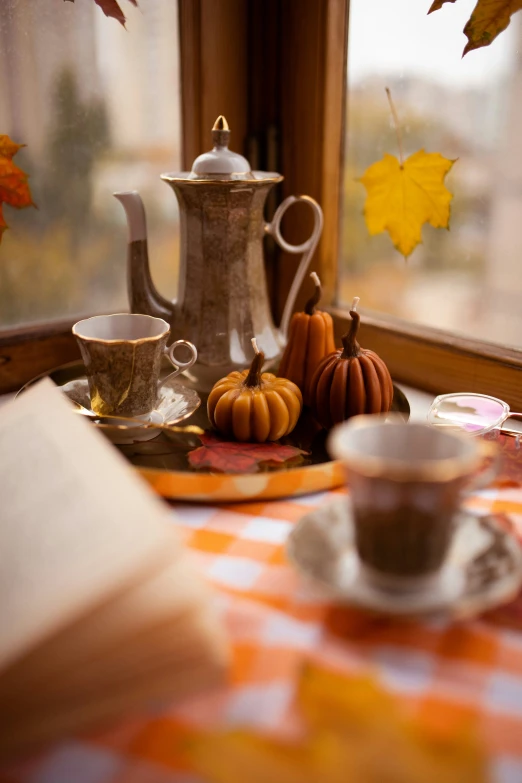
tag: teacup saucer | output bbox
[60,377,201,444]
[287,500,522,618]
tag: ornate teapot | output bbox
[114,116,323,391]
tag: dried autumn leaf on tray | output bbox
[185,662,488,783]
[188,432,308,474]
[65,0,138,27]
[360,90,455,258]
[0,135,35,244]
[429,0,522,56]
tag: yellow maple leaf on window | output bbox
[358,88,456,259]
[359,149,456,259]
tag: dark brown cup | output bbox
[328,417,497,589]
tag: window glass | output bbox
[341,0,521,347]
[0,0,181,328]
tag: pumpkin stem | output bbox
[341,297,362,358]
[244,337,265,387]
[304,271,322,315]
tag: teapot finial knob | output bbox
[213,115,229,131]
[212,115,230,148]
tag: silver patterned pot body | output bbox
[169,176,283,389]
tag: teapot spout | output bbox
[114,191,175,323]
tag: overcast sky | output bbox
[349,0,518,87]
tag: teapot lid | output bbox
[189,115,253,180]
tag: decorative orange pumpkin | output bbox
[279,272,336,405]
[208,339,303,442]
[309,297,393,429]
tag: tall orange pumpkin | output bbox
[279,272,335,405]
[309,297,393,429]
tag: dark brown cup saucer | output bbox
[287,499,522,619]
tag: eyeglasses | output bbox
[427,393,522,438]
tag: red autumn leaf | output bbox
[188,432,309,474]
[64,0,138,27]
[0,135,35,244]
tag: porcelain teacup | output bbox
[72,313,197,417]
[328,416,498,592]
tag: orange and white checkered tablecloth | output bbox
[4,485,522,783]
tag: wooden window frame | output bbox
[0,318,79,395]
[3,0,522,412]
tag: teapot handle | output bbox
[265,195,324,339]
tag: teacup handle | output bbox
[163,340,198,384]
[465,439,500,493]
[265,195,324,340]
